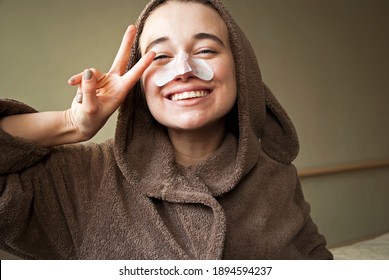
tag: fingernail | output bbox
[69,77,76,83]
[84,69,93,80]
[76,92,83,103]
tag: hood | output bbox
[114,0,299,196]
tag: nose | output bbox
[155,50,213,87]
[173,57,194,81]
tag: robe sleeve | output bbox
[292,176,334,260]
[0,98,109,259]
[0,98,50,174]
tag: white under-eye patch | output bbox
[154,51,214,87]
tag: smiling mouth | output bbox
[170,90,209,101]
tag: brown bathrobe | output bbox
[0,0,332,259]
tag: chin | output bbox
[165,117,225,133]
[167,122,207,132]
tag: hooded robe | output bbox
[0,0,332,259]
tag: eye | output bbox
[194,49,218,58]
[153,54,170,61]
[197,49,217,55]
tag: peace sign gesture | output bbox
[0,25,154,146]
[67,25,155,140]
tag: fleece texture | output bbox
[0,0,332,259]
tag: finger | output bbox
[68,72,83,85]
[72,85,83,104]
[76,92,83,103]
[81,69,98,110]
[109,25,137,75]
[122,51,156,90]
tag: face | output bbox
[139,1,237,132]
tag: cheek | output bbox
[213,56,235,80]
[216,61,237,110]
[214,61,237,96]
[141,68,153,93]
[141,67,161,100]
[140,74,157,114]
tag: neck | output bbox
[168,121,226,167]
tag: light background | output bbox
[1,0,388,259]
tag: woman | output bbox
[0,0,333,259]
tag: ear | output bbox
[261,84,300,164]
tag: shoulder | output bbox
[47,139,115,168]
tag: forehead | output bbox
[139,2,229,51]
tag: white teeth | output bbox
[171,91,209,101]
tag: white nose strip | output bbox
[154,52,214,87]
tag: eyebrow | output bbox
[144,32,225,53]
[193,33,225,47]
[145,36,169,54]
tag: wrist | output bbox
[62,109,92,143]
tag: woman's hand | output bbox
[0,25,153,146]
[67,25,155,140]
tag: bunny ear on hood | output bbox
[114,0,299,195]
[216,4,300,165]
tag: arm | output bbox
[0,110,81,147]
[0,25,155,147]
[291,176,334,260]
[0,142,111,259]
